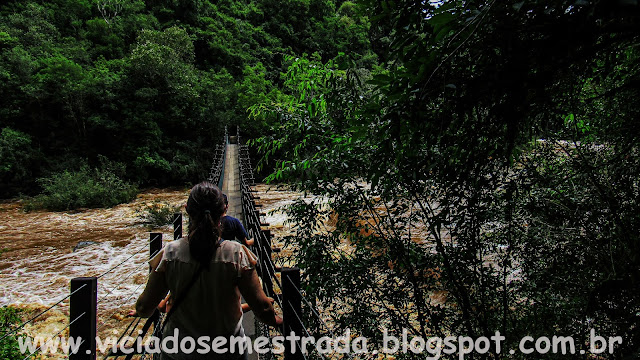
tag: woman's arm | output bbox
[135,251,169,318]
[238,269,283,327]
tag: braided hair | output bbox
[185,182,226,268]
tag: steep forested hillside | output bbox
[0,0,373,197]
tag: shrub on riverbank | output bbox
[0,306,25,359]
[136,200,181,228]
[26,165,137,211]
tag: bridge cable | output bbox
[284,276,338,339]
[285,299,328,360]
[20,311,86,360]
[97,275,149,333]
[102,316,142,360]
[97,237,152,280]
[97,248,160,305]
[285,277,356,360]
[101,316,137,360]
[0,283,88,342]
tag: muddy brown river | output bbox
[0,185,299,358]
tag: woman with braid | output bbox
[135,181,282,359]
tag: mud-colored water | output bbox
[252,184,302,265]
[0,188,190,357]
[0,185,306,358]
[1,183,460,359]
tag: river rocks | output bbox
[73,241,98,252]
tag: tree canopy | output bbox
[0,0,373,197]
[250,0,640,357]
[1,0,639,357]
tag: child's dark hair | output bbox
[185,182,226,267]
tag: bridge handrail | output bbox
[236,127,352,360]
[208,126,227,188]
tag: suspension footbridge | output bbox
[0,127,343,360]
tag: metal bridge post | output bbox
[69,277,97,360]
[150,232,162,258]
[172,213,182,240]
[281,267,303,360]
[150,233,163,345]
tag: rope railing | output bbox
[208,143,225,186]
[237,127,286,360]
[101,316,140,360]
[94,233,169,358]
[96,272,150,333]
[285,276,338,339]
[285,300,327,360]
[95,233,162,333]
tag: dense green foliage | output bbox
[3,0,639,358]
[0,128,38,196]
[252,0,640,358]
[0,0,373,200]
[135,199,181,228]
[0,307,26,360]
[27,161,137,211]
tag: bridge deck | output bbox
[222,144,242,221]
[221,143,257,358]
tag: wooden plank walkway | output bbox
[221,143,258,359]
